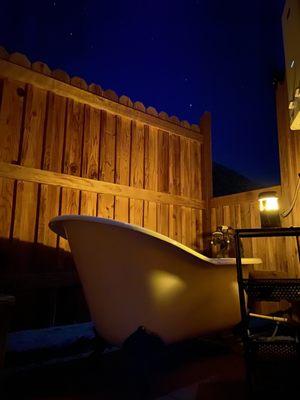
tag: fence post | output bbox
[199,112,213,253]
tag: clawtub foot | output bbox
[121,326,168,398]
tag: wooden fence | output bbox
[0,47,298,331]
[210,181,300,314]
[211,185,299,277]
[0,48,212,329]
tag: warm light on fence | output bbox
[258,191,281,227]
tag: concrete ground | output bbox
[1,335,298,399]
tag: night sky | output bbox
[1,0,285,186]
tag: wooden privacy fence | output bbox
[211,185,299,277]
[0,48,298,331]
[0,48,213,329]
[0,49,212,273]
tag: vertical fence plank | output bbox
[13,85,47,241]
[157,130,169,236]
[169,134,181,242]
[211,207,217,232]
[191,208,203,250]
[130,121,144,226]
[0,79,24,164]
[182,207,192,247]
[215,206,222,227]
[190,140,202,249]
[37,92,67,250]
[80,105,101,216]
[223,205,230,226]
[60,99,85,250]
[190,140,202,200]
[13,85,47,270]
[199,113,212,251]
[98,111,116,219]
[0,79,25,241]
[180,137,191,246]
[237,203,251,258]
[115,116,131,222]
[235,204,242,228]
[250,201,267,275]
[229,205,236,228]
[249,201,261,261]
[144,125,158,231]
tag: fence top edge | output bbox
[211,185,282,207]
[0,46,205,137]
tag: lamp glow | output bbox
[258,191,281,228]
[258,196,279,212]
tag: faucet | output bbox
[211,225,239,258]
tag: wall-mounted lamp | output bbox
[258,191,281,228]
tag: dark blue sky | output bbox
[1,0,285,186]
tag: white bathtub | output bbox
[49,215,261,345]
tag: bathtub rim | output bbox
[49,214,262,266]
